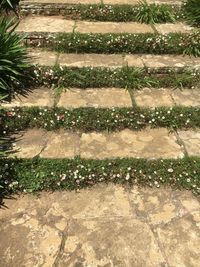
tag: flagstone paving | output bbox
[2,87,200,108]
[0,185,199,267]
[17,16,193,34]
[1,0,200,266]
[29,49,200,69]
[10,128,187,159]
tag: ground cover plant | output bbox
[24,31,200,57]
[28,66,199,89]
[0,157,199,195]
[1,106,199,132]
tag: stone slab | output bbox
[1,88,55,107]
[124,55,144,67]
[11,129,48,158]
[172,89,200,107]
[155,23,193,34]
[58,53,125,68]
[134,88,174,108]
[57,88,132,108]
[178,130,200,156]
[75,21,154,34]
[17,16,75,33]
[80,128,183,159]
[21,0,101,3]
[58,218,166,267]
[142,55,200,69]
[29,49,59,66]
[40,130,79,158]
[155,215,200,267]
[0,185,198,267]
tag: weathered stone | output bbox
[21,0,101,3]
[0,185,199,266]
[75,21,154,34]
[57,88,132,108]
[156,215,200,267]
[129,187,187,223]
[40,130,80,158]
[58,218,166,267]
[142,54,200,68]
[80,128,183,159]
[11,129,48,158]
[178,130,200,156]
[58,53,124,68]
[172,89,200,107]
[1,88,55,107]
[155,23,193,34]
[17,16,75,32]
[44,184,132,219]
[0,218,62,267]
[124,55,144,67]
[29,49,59,66]
[134,88,174,107]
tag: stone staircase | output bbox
[0,1,200,266]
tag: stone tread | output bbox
[16,16,193,34]
[28,49,200,68]
[10,128,188,159]
[0,184,199,267]
[2,87,200,108]
[20,0,182,6]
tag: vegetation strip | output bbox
[26,66,200,90]
[20,3,183,23]
[1,106,200,132]
[24,32,200,57]
[0,157,199,195]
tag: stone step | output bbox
[1,184,198,267]
[2,87,200,108]
[10,127,191,159]
[19,0,182,7]
[16,16,193,34]
[29,49,200,69]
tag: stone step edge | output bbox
[2,87,200,109]
[27,50,200,70]
[9,128,191,159]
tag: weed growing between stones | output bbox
[183,0,200,27]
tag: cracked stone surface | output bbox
[134,88,174,107]
[154,23,193,34]
[58,53,125,68]
[178,130,200,156]
[80,128,183,159]
[57,88,132,108]
[1,88,55,108]
[142,55,200,68]
[172,89,200,107]
[0,185,199,267]
[17,16,75,33]
[29,49,59,66]
[11,129,48,158]
[75,21,154,34]
[40,130,79,158]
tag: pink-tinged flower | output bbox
[57,114,65,121]
[7,112,13,117]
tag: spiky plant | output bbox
[183,0,200,27]
[0,17,30,97]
